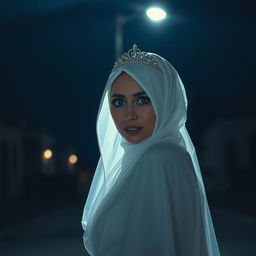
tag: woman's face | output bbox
[110,72,156,144]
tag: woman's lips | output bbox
[124,127,143,136]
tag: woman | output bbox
[82,45,221,256]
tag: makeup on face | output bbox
[110,72,156,144]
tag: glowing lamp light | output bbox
[69,154,78,164]
[146,7,167,21]
[43,149,52,160]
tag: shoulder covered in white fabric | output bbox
[144,141,190,159]
[141,142,195,177]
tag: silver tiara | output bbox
[112,44,161,72]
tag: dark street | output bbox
[0,202,255,256]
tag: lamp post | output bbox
[115,7,167,59]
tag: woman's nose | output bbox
[124,106,137,121]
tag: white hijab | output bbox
[82,51,220,255]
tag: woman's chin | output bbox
[125,135,148,144]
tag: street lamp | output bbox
[146,7,167,21]
[43,149,52,160]
[115,7,167,59]
[68,154,78,165]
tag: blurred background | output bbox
[0,0,255,255]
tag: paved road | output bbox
[0,203,255,256]
[212,207,256,256]
[0,203,85,256]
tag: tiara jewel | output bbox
[112,44,161,72]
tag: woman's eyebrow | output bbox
[111,91,146,98]
[133,91,146,97]
[111,93,124,98]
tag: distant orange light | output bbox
[69,154,78,164]
[43,149,52,160]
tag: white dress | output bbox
[88,142,219,256]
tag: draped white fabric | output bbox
[81,53,221,256]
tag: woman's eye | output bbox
[137,96,151,105]
[111,98,124,107]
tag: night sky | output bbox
[0,0,255,163]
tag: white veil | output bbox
[82,52,220,256]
